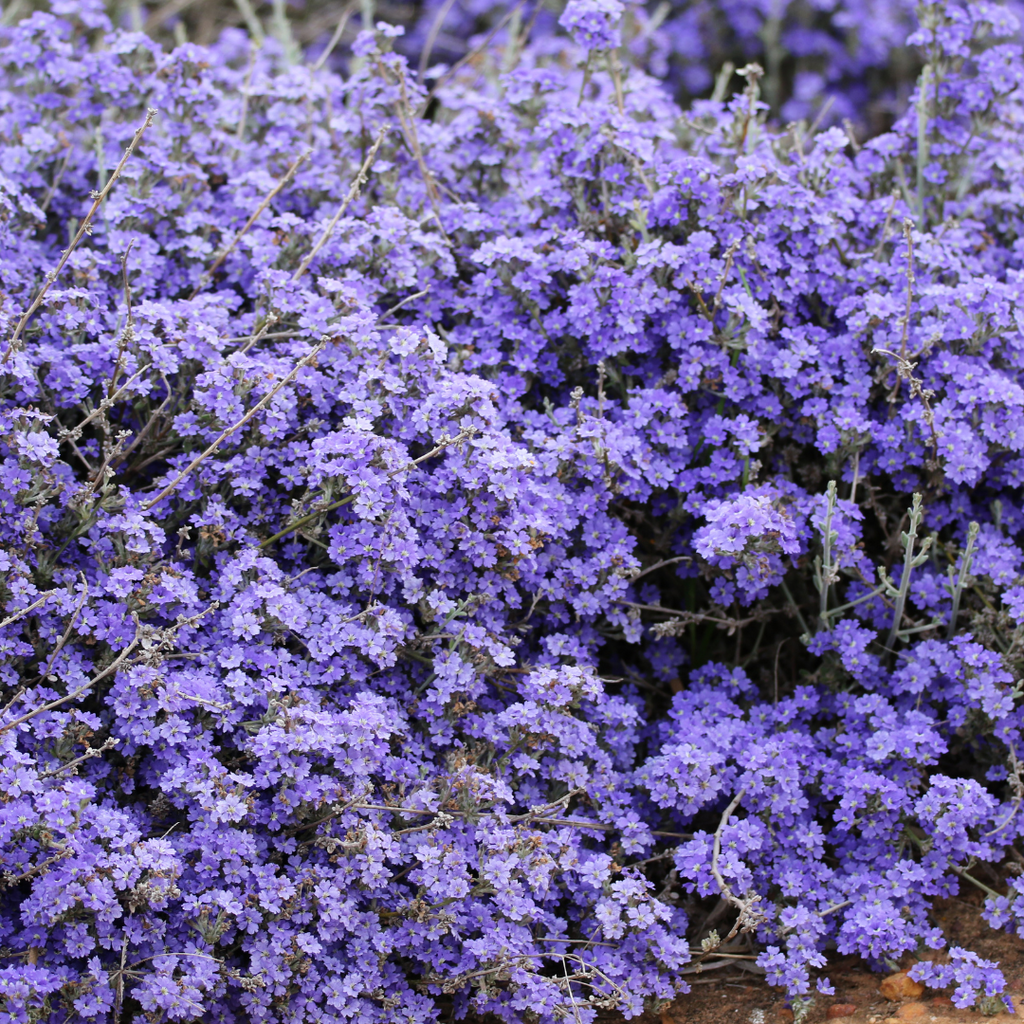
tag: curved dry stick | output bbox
[688,787,765,968]
[189,151,310,299]
[142,342,325,511]
[0,591,55,631]
[5,110,156,362]
[291,126,388,283]
[710,787,746,901]
[379,287,430,322]
[628,555,692,583]
[0,622,141,736]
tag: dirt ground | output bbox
[651,893,1024,1024]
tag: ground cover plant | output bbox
[2,0,1024,1021]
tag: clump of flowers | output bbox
[693,492,801,604]
[559,0,626,51]
[909,949,1008,1010]
[0,1,1023,1022]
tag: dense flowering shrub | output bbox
[2,0,1024,1021]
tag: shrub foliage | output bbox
[1,1,1024,1021]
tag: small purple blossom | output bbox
[909,949,1007,1009]
[558,0,625,51]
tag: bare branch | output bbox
[142,342,325,511]
[5,110,157,361]
[40,736,118,779]
[0,621,142,736]
[291,127,389,283]
[0,591,55,631]
[190,151,310,299]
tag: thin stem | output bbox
[110,374,173,468]
[220,329,296,344]
[616,600,774,635]
[41,736,118,778]
[947,520,979,640]
[710,789,745,902]
[915,64,933,227]
[687,787,764,968]
[0,623,141,736]
[190,151,309,299]
[312,1,356,72]
[387,67,450,243]
[331,803,691,839]
[608,50,625,115]
[817,479,838,625]
[896,618,942,638]
[416,0,530,116]
[535,938,616,948]
[824,581,891,620]
[885,492,927,654]
[36,578,89,683]
[779,580,810,637]
[712,240,741,315]
[235,315,282,355]
[949,864,1002,901]
[232,0,264,43]
[142,343,325,511]
[5,109,156,362]
[291,127,388,283]
[418,0,458,80]
[109,240,137,400]
[899,218,916,363]
[260,427,474,547]
[64,367,147,444]
[985,740,1022,838]
[379,288,430,322]
[0,591,55,631]
[39,147,72,213]
[627,555,692,583]
[234,47,256,153]
[270,0,298,64]
[112,932,129,1024]
[872,189,900,259]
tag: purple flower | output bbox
[558,0,625,51]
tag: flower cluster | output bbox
[1,1,1024,1022]
[909,949,1008,1009]
[693,492,801,604]
[558,0,627,51]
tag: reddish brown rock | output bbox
[929,995,954,1007]
[894,1003,926,1020]
[776,1009,794,1023]
[826,1004,858,1020]
[879,971,925,1001]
